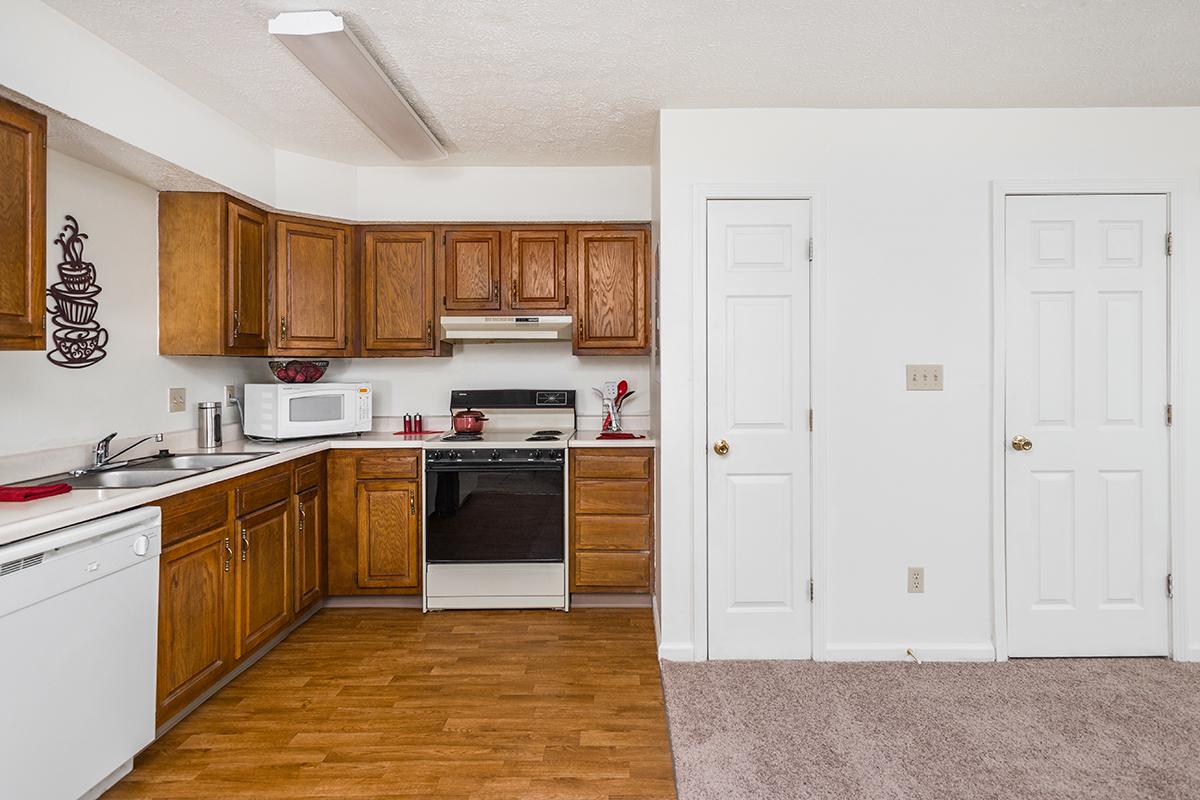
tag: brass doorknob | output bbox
[713,439,730,456]
[1011,435,1033,451]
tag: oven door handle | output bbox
[425,462,564,473]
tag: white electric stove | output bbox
[423,390,575,611]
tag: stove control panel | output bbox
[426,448,564,465]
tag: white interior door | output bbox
[1005,193,1170,657]
[707,199,811,660]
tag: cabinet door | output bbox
[509,229,567,310]
[362,230,435,352]
[274,218,349,352]
[235,500,292,659]
[226,200,269,353]
[0,96,46,350]
[575,228,649,353]
[444,229,501,311]
[295,486,323,614]
[357,480,421,589]
[157,525,232,724]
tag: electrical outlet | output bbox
[168,387,186,413]
[224,384,237,407]
[906,364,943,391]
[908,566,925,594]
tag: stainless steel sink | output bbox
[137,452,273,470]
[64,468,208,489]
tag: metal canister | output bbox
[403,414,413,433]
[198,402,222,449]
[413,414,423,432]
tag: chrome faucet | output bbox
[71,432,164,475]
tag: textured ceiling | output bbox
[41,0,1200,166]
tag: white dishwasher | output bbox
[0,507,161,800]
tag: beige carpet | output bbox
[661,658,1200,800]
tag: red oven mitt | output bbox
[0,483,73,502]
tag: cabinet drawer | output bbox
[574,479,651,515]
[573,552,651,590]
[356,452,420,479]
[575,515,651,551]
[235,470,291,517]
[157,487,229,548]
[294,455,322,492]
[571,449,652,479]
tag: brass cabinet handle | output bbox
[512,278,518,306]
[241,528,249,561]
[280,315,288,340]
[409,491,416,515]
[1011,435,1033,451]
[223,537,233,572]
[713,439,730,456]
[426,320,433,344]
[299,504,305,532]
[493,283,499,302]
[232,309,240,337]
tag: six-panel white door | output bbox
[1005,194,1170,657]
[706,199,812,659]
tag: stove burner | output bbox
[526,434,559,441]
[534,430,563,436]
[442,432,482,442]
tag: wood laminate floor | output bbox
[104,608,676,800]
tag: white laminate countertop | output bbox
[0,429,656,547]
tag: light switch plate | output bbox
[908,566,925,593]
[168,387,186,413]
[906,364,943,391]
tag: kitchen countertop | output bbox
[0,429,655,547]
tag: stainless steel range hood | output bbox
[440,315,573,342]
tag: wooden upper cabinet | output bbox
[444,229,501,311]
[235,500,292,659]
[362,229,436,354]
[575,228,649,354]
[273,217,351,354]
[159,193,269,356]
[356,479,421,590]
[509,229,567,310]
[226,201,269,352]
[0,97,46,350]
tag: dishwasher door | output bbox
[0,507,161,800]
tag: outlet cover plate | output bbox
[224,385,237,407]
[168,387,186,413]
[906,364,943,391]
[907,566,925,593]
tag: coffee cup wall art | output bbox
[45,215,108,369]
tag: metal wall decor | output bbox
[46,216,108,368]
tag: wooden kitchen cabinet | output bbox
[159,193,270,356]
[356,480,422,590]
[273,216,353,355]
[235,499,292,659]
[443,228,502,311]
[570,448,654,593]
[509,228,568,310]
[0,96,46,350]
[327,449,423,595]
[574,228,650,354]
[156,524,233,725]
[361,228,439,355]
[294,454,325,615]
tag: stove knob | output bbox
[452,451,463,460]
[532,450,543,459]
[490,450,501,461]
[427,450,440,461]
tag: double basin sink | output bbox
[38,452,277,490]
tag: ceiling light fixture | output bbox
[268,11,446,161]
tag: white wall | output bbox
[0,151,260,458]
[656,107,1200,661]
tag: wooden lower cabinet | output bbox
[327,449,422,595]
[156,524,233,724]
[295,484,323,613]
[235,500,292,659]
[569,448,655,593]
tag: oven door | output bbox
[425,462,565,563]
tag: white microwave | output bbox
[243,382,372,440]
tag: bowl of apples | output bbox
[268,360,328,384]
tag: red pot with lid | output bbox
[452,409,488,433]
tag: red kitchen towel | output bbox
[0,483,73,502]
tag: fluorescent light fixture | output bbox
[269,11,446,161]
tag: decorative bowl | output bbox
[268,360,329,383]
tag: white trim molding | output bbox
[825,641,997,662]
[989,178,1189,662]
[658,641,698,661]
[689,183,828,662]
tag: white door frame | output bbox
[691,184,828,660]
[990,179,1187,661]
